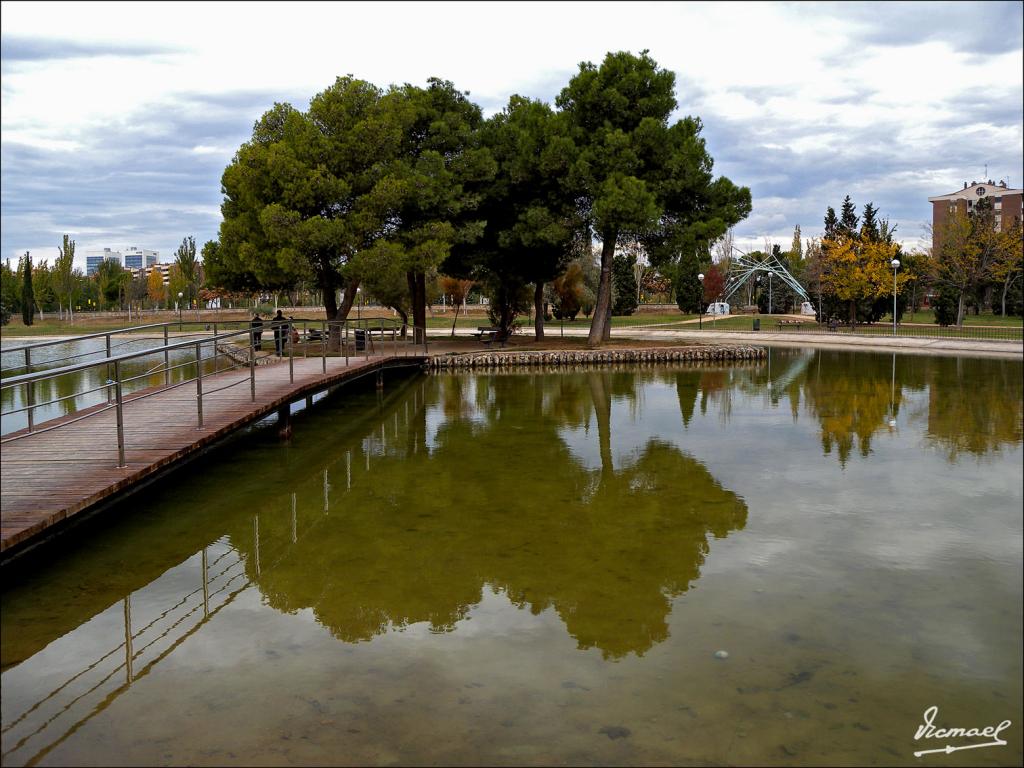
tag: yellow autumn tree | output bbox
[146,268,165,308]
[930,203,993,326]
[990,222,1023,318]
[821,232,910,323]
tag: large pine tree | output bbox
[556,50,750,346]
[838,196,859,237]
[860,202,879,241]
[823,207,838,239]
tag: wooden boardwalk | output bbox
[0,350,425,558]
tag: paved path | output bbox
[441,324,1022,358]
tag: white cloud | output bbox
[2,1,1021,262]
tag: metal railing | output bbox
[754,320,1023,342]
[1,316,427,467]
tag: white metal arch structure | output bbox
[719,247,810,304]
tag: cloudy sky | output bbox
[2,0,1022,271]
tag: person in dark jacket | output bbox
[273,310,285,356]
[250,313,264,351]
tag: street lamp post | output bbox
[356,287,362,320]
[891,258,900,336]
[697,273,704,330]
[177,291,183,330]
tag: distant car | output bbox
[705,302,730,315]
[800,301,816,316]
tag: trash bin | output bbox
[752,318,760,331]
[354,328,366,351]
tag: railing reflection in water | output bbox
[0,381,426,767]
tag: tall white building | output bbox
[85,248,122,276]
[123,247,159,270]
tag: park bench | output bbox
[776,319,803,330]
[475,327,502,345]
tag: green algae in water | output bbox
[2,349,1021,766]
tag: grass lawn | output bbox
[0,310,268,339]
[900,310,1024,328]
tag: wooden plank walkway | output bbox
[0,350,425,557]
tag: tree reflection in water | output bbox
[677,349,1022,467]
[230,371,748,659]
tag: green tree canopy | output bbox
[173,236,199,305]
[365,77,495,342]
[54,235,76,320]
[445,95,577,337]
[556,50,750,345]
[212,77,401,322]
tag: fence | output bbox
[0,317,427,465]
[758,320,1023,342]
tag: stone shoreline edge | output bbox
[426,345,766,369]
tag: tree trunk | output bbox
[588,372,614,479]
[325,276,359,352]
[408,271,427,344]
[534,281,545,340]
[603,288,612,341]
[848,299,856,325]
[450,299,461,336]
[956,291,965,327]
[588,231,617,347]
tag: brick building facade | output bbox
[929,180,1023,254]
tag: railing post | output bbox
[24,349,34,432]
[202,547,209,618]
[114,360,126,467]
[106,333,113,388]
[288,321,294,383]
[344,324,349,366]
[163,325,170,386]
[321,321,327,374]
[123,595,133,683]
[195,341,204,429]
[393,327,397,358]
[250,330,257,402]
[212,323,220,374]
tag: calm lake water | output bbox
[1,349,1021,766]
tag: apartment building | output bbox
[929,179,1023,254]
[143,262,173,285]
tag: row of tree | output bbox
[203,50,752,345]
[0,237,204,326]
[707,194,1022,327]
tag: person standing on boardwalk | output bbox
[273,309,285,356]
[250,313,264,351]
